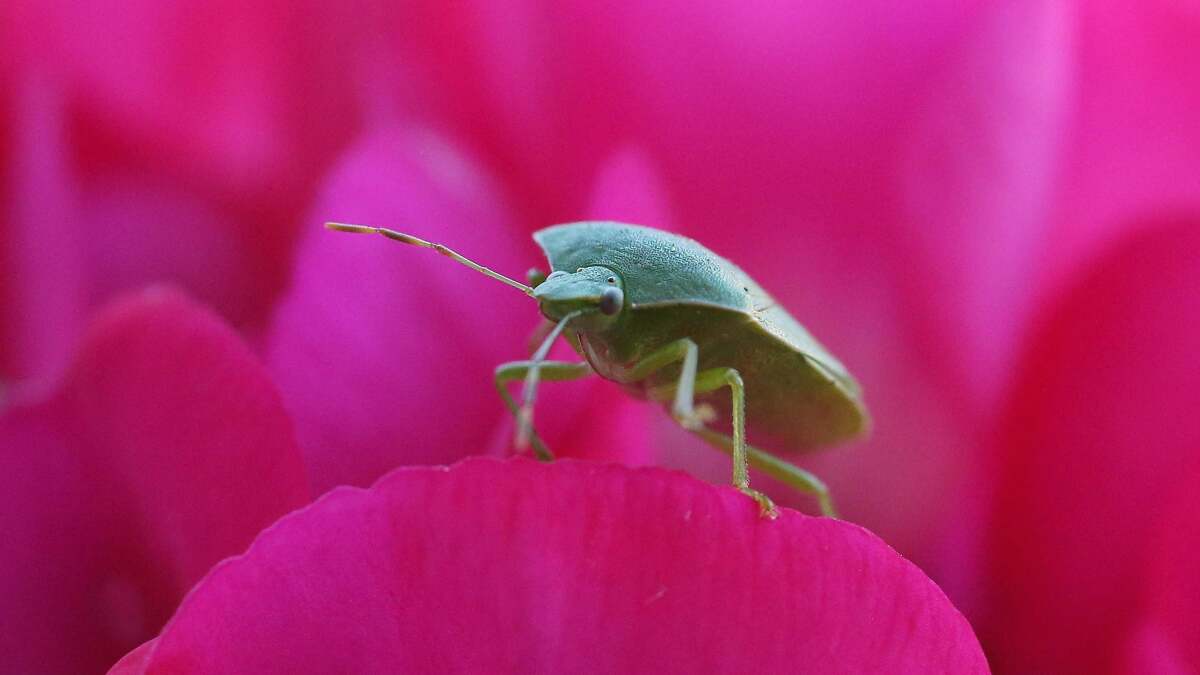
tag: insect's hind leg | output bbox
[494,360,592,461]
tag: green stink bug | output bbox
[326,221,869,517]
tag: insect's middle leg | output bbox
[679,368,777,518]
[626,339,776,518]
[651,369,836,516]
[494,360,592,461]
[687,428,837,517]
[623,338,711,428]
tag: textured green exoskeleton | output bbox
[326,221,869,518]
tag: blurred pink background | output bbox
[3,1,1199,673]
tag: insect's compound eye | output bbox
[599,287,624,316]
[607,276,616,284]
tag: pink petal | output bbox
[0,404,98,674]
[10,0,364,196]
[265,127,538,493]
[0,72,85,395]
[78,175,259,328]
[109,640,158,675]
[63,287,312,581]
[898,0,1072,409]
[0,56,324,392]
[4,2,404,366]
[1117,461,1200,674]
[1116,622,1192,675]
[396,2,980,230]
[586,146,676,231]
[978,218,1200,673]
[0,288,309,673]
[116,458,987,674]
[1045,1,1200,296]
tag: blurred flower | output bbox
[978,220,1200,674]
[1119,459,1200,674]
[1,0,371,396]
[1,0,1198,673]
[109,458,987,674]
[0,289,309,672]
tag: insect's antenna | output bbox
[325,222,535,296]
[516,310,583,450]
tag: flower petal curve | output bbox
[265,126,537,493]
[979,217,1200,673]
[0,287,310,673]
[1117,460,1200,674]
[116,457,987,674]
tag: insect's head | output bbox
[533,266,625,330]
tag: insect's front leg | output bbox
[494,360,592,461]
[525,319,556,357]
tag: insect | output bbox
[326,221,868,518]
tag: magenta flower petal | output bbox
[10,0,362,195]
[265,127,536,493]
[4,2,392,392]
[0,64,326,392]
[897,0,1071,407]
[63,288,312,580]
[1,73,86,394]
[0,404,97,674]
[1118,461,1200,674]
[115,458,987,674]
[1048,1,1200,292]
[397,2,978,229]
[0,288,309,673]
[109,640,157,675]
[586,146,676,231]
[77,175,262,327]
[979,218,1200,673]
